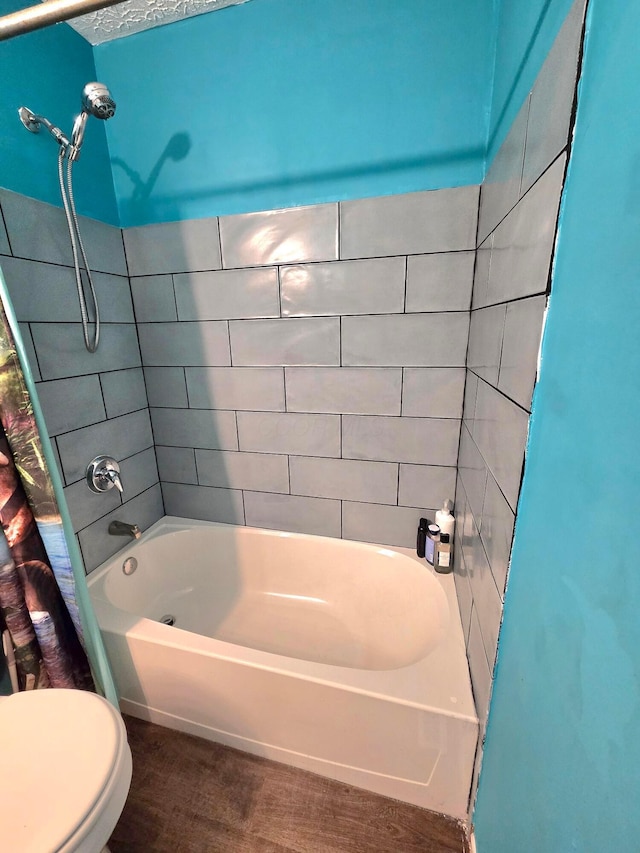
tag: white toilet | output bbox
[0,688,132,852]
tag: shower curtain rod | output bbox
[0,0,123,41]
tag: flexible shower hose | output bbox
[58,148,100,353]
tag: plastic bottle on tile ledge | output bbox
[435,533,452,573]
[425,523,440,566]
[416,517,428,558]
[435,499,455,540]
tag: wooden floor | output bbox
[110,715,469,853]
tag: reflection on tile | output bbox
[138,322,230,367]
[465,515,502,670]
[195,449,289,493]
[485,155,565,307]
[150,407,238,451]
[123,218,222,275]
[281,257,405,317]
[290,456,397,505]
[144,367,188,408]
[498,296,546,410]
[32,323,141,380]
[156,445,198,484]
[162,482,244,525]
[219,204,338,268]
[130,275,177,322]
[340,186,479,258]
[237,411,340,457]
[175,267,279,320]
[100,368,148,418]
[478,97,529,244]
[186,367,285,411]
[472,235,493,310]
[118,448,159,500]
[64,477,121,533]
[401,368,465,418]
[522,0,586,193]
[285,367,401,415]
[479,472,515,597]
[230,317,339,366]
[405,252,475,313]
[342,502,436,549]
[463,371,479,426]
[342,415,460,465]
[244,491,341,538]
[342,313,469,367]
[397,464,456,510]
[458,425,488,524]
[467,305,506,385]
[37,375,105,437]
[467,606,493,727]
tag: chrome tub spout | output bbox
[108,520,141,540]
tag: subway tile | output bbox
[174,267,279,320]
[185,367,285,411]
[230,317,339,366]
[123,218,222,275]
[156,445,198,485]
[18,323,41,381]
[280,257,405,317]
[219,204,338,268]
[138,321,230,367]
[144,367,188,408]
[498,295,546,410]
[162,482,244,525]
[478,97,529,244]
[150,407,238,451]
[467,304,507,385]
[244,492,341,538]
[465,515,503,670]
[405,252,475,313]
[155,446,198,484]
[289,456,397,504]
[0,206,10,255]
[76,216,128,276]
[0,190,74,267]
[91,273,134,322]
[342,415,460,465]
[57,409,154,484]
[397,464,456,510]
[401,368,465,418]
[467,605,493,727]
[479,472,515,598]
[31,323,141,380]
[522,0,586,194]
[195,449,289,493]
[36,375,105,437]
[285,367,401,415]
[471,235,493,310]
[100,368,148,418]
[63,477,121,533]
[458,425,488,524]
[453,486,473,646]
[130,275,177,322]
[463,370,479,427]
[340,186,479,259]
[237,411,340,457]
[473,380,529,512]
[80,484,164,573]
[118,447,159,500]
[342,313,469,367]
[342,502,435,549]
[485,154,565,307]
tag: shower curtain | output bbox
[0,297,94,692]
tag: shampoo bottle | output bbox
[435,499,455,540]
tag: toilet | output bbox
[0,688,132,852]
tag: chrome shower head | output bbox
[81,82,116,120]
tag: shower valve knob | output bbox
[86,455,124,494]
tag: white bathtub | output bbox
[88,517,478,819]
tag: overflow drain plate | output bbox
[122,557,137,576]
[159,614,176,626]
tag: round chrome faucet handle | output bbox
[86,455,124,494]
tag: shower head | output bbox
[70,82,116,161]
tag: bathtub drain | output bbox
[159,614,176,626]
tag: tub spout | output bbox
[108,520,141,540]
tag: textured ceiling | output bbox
[53,0,251,45]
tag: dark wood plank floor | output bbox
[110,715,469,853]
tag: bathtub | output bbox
[88,517,478,819]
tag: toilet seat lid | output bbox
[0,688,125,853]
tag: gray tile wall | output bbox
[126,185,479,550]
[461,0,586,813]
[0,188,162,573]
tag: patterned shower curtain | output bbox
[0,299,94,692]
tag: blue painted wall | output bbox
[0,1,119,224]
[94,0,496,226]
[474,0,640,849]
[488,0,575,161]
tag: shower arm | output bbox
[0,0,124,42]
